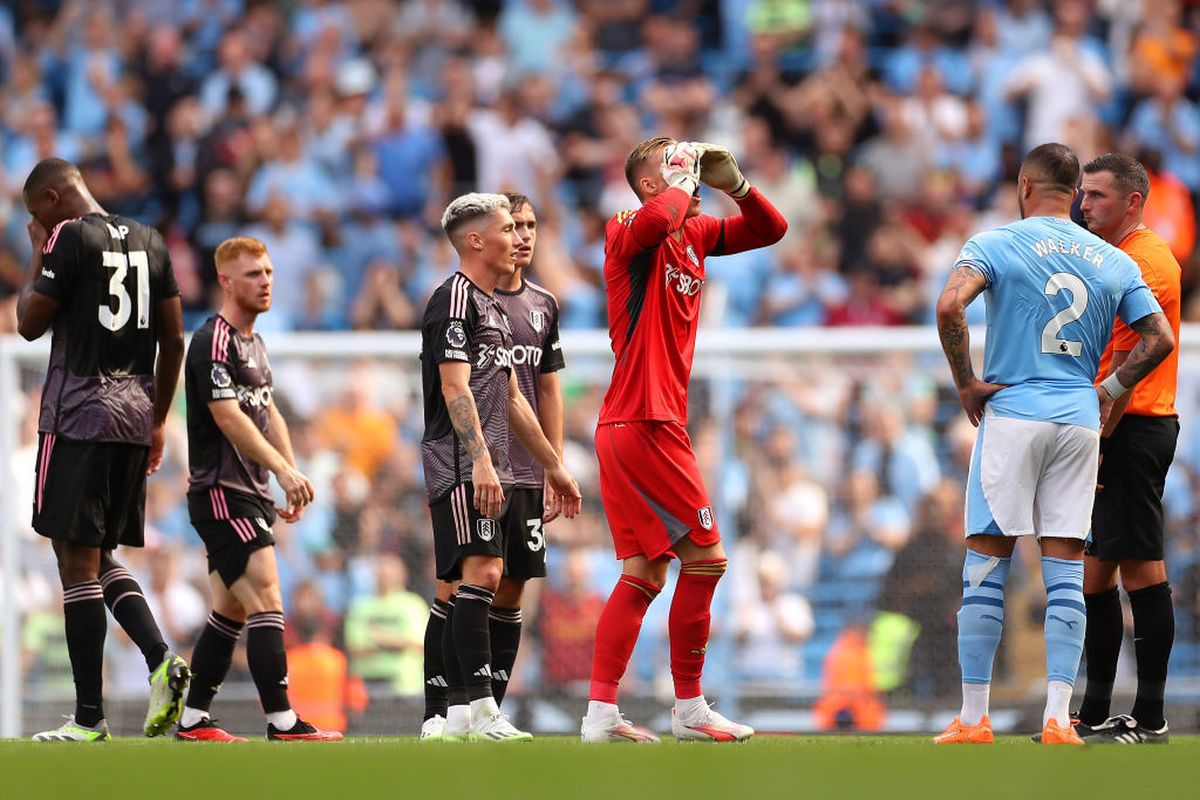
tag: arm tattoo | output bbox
[937,267,984,389]
[447,394,488,461]
[1117,313,1174,387]
[938,314,975,388]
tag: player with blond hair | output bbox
[581,138,787,742]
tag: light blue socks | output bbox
[1042,556,1086,685]
[958,550,1011,685]
[1042,556,1086,725]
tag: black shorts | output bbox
[430,483,512,582]
[188,487,276,587]
[1087,415,1179,562]
[32,435,148,550]
[503,487,548,581]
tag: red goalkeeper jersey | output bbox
[599,186,787,425]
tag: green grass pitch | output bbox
[1,736,1198,799]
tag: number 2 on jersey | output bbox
[1040,272,1088,357]
[99,250,150,331]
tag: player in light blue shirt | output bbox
[956,214,1159,430]
[932,143,1175,746]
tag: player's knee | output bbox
[98,549,121,574]
[461,556,503,591]
[240,578,281,616]
[625,559,668,589]
[1118,560,1167,592]
[494,577,525,608]
[212,596,246,623]
[435,580,458,603]
[55,548,99,586]
[675,534,726,565]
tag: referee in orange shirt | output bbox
[1077,153,1181,744]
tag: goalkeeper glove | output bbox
[696,142,750,199]
[661,141,702,195]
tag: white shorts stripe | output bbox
[966,409,1099,539]
[452,484,470,545]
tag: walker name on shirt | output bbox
[1030,238,1106,267]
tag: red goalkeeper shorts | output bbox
[595,421,721,560]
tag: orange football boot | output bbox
[932,715,994,744]
[1041,718,1085,746]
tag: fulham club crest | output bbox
[698,506,714,531]
[477,518,496,541]
[530,310,545,333]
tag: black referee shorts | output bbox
[1087,415,1179,562]
[32,435,148,550]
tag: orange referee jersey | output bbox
[1095,227,1181,418]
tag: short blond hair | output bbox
[625,136,674,198]
[214,236,268,273]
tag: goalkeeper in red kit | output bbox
[581,139,787,742]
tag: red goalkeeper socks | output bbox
[670,559,727,700]
[589,575,661,703]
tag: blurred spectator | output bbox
[812,620,886,731]
[287,613,368,733]
[22,590,72,694]
[857,98,930,203]
[313,365,397,482]
[734,551,814,681]
[142,547,207,653]
[372,77,447,221]
[343,554,426,695]
[1127,73,1200,196]
[538,548,606,691]
[1127,0,1196,97]
[285,580,342,649]
[498,0,578,78]
[1004,0,1113,151]
[469,87,559,207]
[851,401,941,513]
[877,482,965,699]
[200,28,278,118]
[242,193,323,331]
[1141,150,1197,264]
[757,237,845,327]
[247,123,337,224]
[825,470,910,559]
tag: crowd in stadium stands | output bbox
[5,0,1200,725]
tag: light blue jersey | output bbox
[956,216,1161,431]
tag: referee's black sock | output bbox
[100,564,168,672]
[453,584,495,702]
[1079,586,1122,726]
[1129,582,1173,730]
[423,599,451,720]
[63,581,107,727]
[186,611,244,713]
[246,611,291,713]
[441,596,468,707]
[488,606,522,706]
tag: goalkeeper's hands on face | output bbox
[661,141,703,195]
[695,142,750,199]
